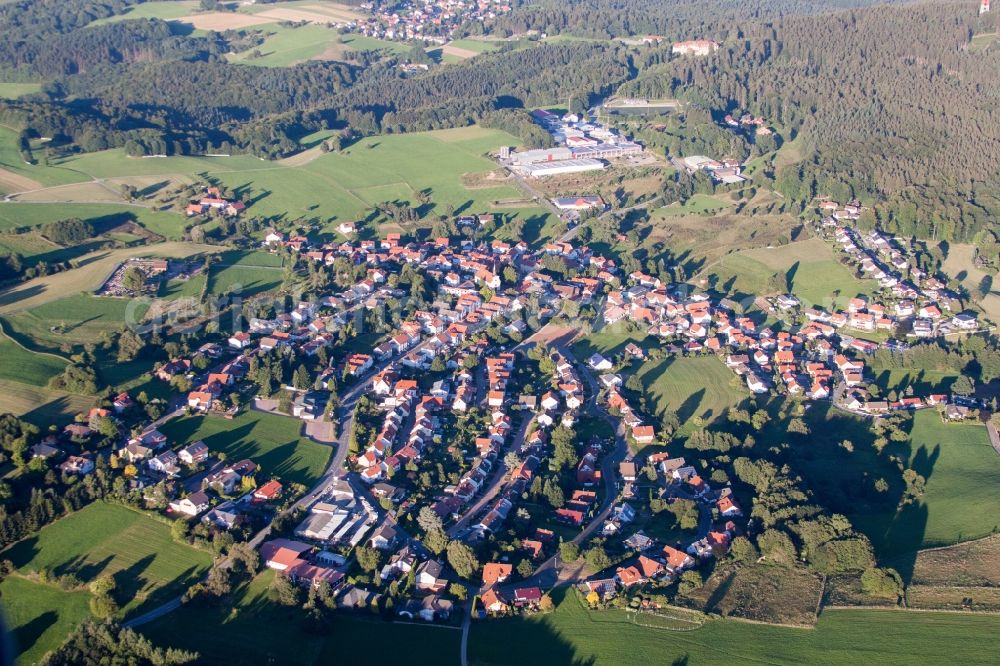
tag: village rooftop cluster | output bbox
[350,0,513,42]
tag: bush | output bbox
[559,541,580,562]
[860,567,903,599]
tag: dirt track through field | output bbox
[0,167,42,194]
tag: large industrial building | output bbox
[513,158,606,178]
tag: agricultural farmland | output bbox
[0,126,544,239]
[0,575,91,666]
[854,410,1000,558]
[468,588,1000,665]
[700,236,875,307]
[0,502,212,663]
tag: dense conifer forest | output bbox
[0,0,996,241]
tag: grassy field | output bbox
[3,293,149,352]
[854,410,1000,558]
[0,575,91,666]
[871,368,959,395]
[469,587,1000,665]
[141,568,461,665]
[654,193,732,218]
[159,411,331,486]
[571,321,651,358]
[0,378,94,427]
[0,126,539,237]
[0,327,68,386]
[0,242,217,316]
[679,564,824,626]
[0,126,88,192]
[228,25,409,67]
[0,82,42,99]
[907,534,1000,587]
[636,355,748,427]
[0,502,211,665]
[90,0,196,23]
[942,242,1000,321]
[2,503,212,615]
[0,202,188,239]
[700,237,873,307]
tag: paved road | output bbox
[447,414,532,539]
[511,343,630,590]
[125,336,435,627]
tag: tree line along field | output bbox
[157,410,331,487]
[140,568,461,666]
[468,588,1000,665]
[0,502,212,664]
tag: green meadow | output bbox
[0,575,91,666]
[0,126,544,238]
[654,193,732,218]
[855,410,1000,557]
[4,293,147,352]
[703,236,874,307]
[228,25,410,67]
[158,410,331,486]
[0,327,68,386]
[141,569,461,666]
[636,355,748,428]
[0,502,211,663]
[469,588,1000,665]
[0,82,42,99]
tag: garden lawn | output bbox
[0,575,91,666]
[636,355,748,427]
[141,569,461,665]
[468,588,1000,665]
[158,410,331,486]
[1,502,211,618]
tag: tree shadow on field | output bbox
[676,388,706,424]
[114,553,157,602]
[467,586,596,666]
[14,610,57,659]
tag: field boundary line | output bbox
[0,318,72,364]
[824,604,1000,616]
